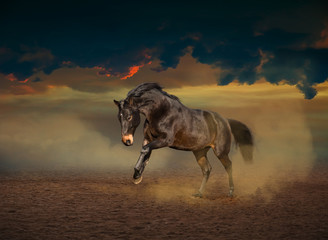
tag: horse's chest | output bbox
[146,125,160,140]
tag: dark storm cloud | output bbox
[0,0,328,98]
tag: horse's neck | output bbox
[137,95,171,120]
[138,105,153,119]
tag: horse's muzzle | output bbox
[122,134,133,146]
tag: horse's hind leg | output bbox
[216,153,234,197]
[192,148,211,198]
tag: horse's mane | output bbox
[127,82,181,102]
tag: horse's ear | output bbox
[113,99,120,107]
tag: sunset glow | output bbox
[121,65,143,80]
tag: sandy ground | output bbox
[0,166,327,240]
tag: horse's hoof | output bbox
[228,191,234,198]
[133,176,143,185]
[192,192,203,198]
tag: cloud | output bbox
[0,53,222,95]
[130,52,222,88]
[0,1,327,98]
[0,113,132,170]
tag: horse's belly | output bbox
[170,109,214,151]
[169,145,193,151]
[171,128,211,151]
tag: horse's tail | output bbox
[228,119,254,163]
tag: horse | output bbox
[114,82,253,197]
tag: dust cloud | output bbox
[220,99,315,199]
[0,110,174,172]
[0,90,316,200]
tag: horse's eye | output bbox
[127,115,132,121]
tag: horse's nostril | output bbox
[126,140,131,145]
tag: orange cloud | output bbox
[255,49,273,73]
[20,78,29,83]
[6,73,17,82]
[120,52,152,80]
[94,66,112,78]
[94,66,105,70]
[7,73,29,83]
[121,65,143,80]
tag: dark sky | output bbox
[1,0,328,99]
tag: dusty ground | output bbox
[0,166,327,240]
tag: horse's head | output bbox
[114,99,140,146]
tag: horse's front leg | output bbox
[133,141,152,184]
[132,138,169,184]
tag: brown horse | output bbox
[114,83,253,197]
